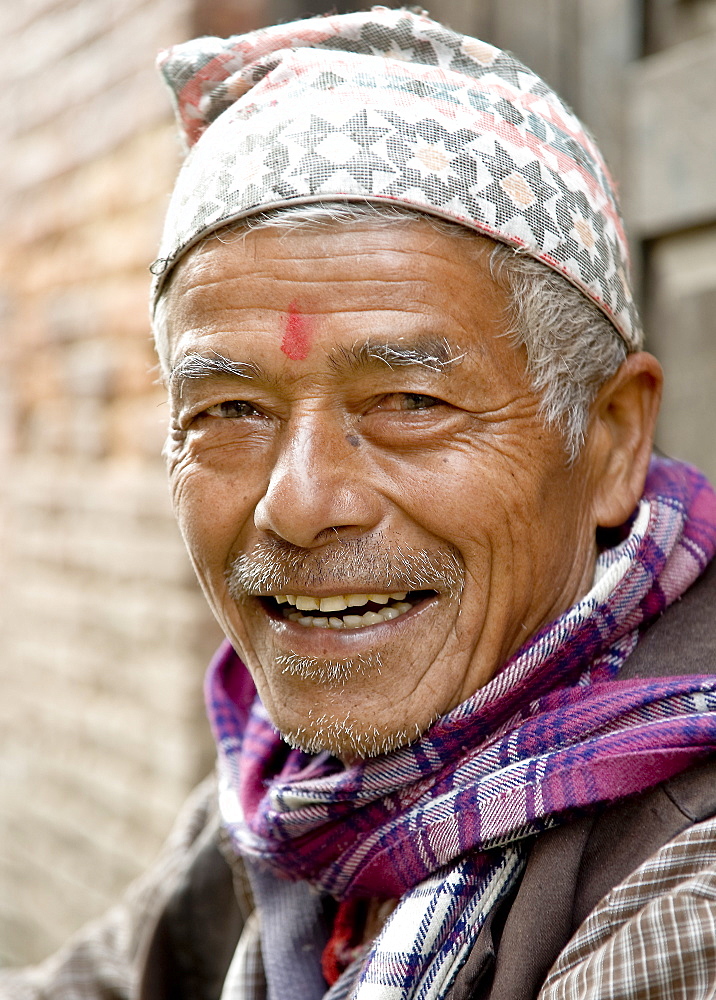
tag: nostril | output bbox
[254,477,383,548]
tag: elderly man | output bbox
[5,8,716,1000]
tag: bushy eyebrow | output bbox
[167,337,465,396]
[328,337,465,375]
[168,351,266,396]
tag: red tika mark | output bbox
[280,301,312,360]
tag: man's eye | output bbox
[402,393,441,410]
[377,393,442,411]
[204,400,259,418]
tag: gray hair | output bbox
[154,201,631,462]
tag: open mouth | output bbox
[260,590,436,629]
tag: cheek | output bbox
[169,458,256,576]
[378,440,537,537]
[381,439,575,587]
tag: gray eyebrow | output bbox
[329,337,465,375]
[168,351,264,396]
[168,338,465,395]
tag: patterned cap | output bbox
[151,7,641,348]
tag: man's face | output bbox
[163,222,602,759]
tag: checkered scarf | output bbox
[208,456,716,1000]
[152,7,640,349]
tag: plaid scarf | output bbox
[209,456,716,1000]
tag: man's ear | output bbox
[586,351,663,528]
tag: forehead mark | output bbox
[280,300,312,361]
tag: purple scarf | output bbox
[208,456,716,998]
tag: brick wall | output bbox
[0,0,338,967]
[0,0,230,966]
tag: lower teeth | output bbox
[284,601,413,629]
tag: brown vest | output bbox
[140,559,716,1000]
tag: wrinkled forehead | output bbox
[155,219,516,379]
[164,209,494,294]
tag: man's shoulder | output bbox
[0,773,231,1000]
[538,812,716,999]
[622,554,716,681]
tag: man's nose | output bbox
[253,414,383,548]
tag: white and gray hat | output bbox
[152,7,641,348]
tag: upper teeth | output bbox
[275,593,407,613]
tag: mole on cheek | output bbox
[280,300,312,361]
[346,434,360,448]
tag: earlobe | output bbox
[587,352,663,528]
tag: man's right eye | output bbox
[204,400,259,418]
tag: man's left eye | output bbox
[376,393,442,411]
[401,393,441,410]
[204,400,259,418]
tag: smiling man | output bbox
[163,220,620,763]
[6,8,716,1000]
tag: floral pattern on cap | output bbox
[152,7,641,348]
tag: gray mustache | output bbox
[227,536,463,597]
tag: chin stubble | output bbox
[275,650,382,685]
[280,710,432,759]
[275,651,430,757]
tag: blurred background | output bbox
[1,0,715,968]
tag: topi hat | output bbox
[151,7,640,348]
